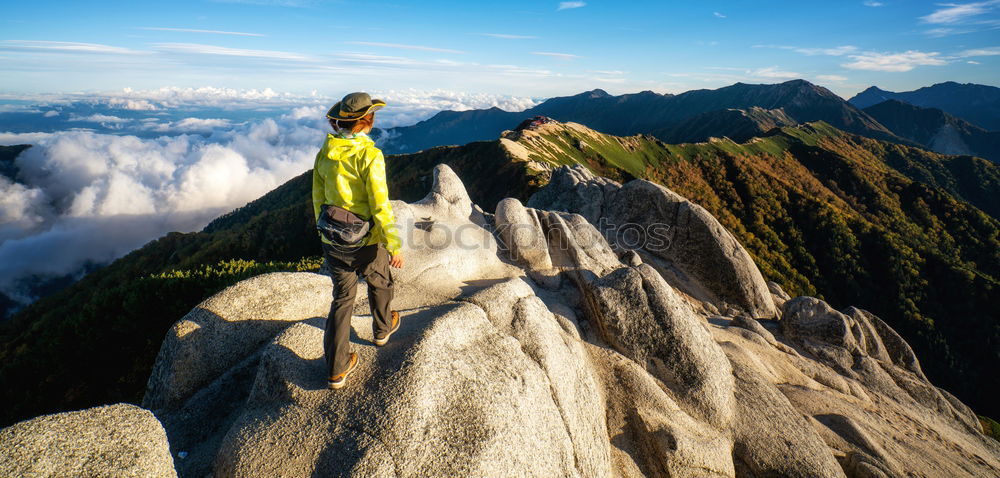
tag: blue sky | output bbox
[1,0,999,100]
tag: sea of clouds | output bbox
[0,87,539,309]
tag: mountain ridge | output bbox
[378,79,908,154]
[848,81,1000,130]
[862,99,1000,163]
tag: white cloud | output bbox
[795,45,858,56]
[815,74,848,82]
[956,46,1000,56]
[924,27,967,36]
[345,41,465,54]
[140,27,265,37]
[152,42,314,61]
[714,12,726,18]
[69,114,131,123]
[43,110,59,117]
[863,1,884,6]
[0,176,47,236]
[0,40,145,55]
[531,51,581,60]
[968,60,981,63]
[754,44,858,56]
[748,67,802,78]
[920,0,1000,24]
[0,113,327,302]
[141,117,233,133]
[368,89,540,126]
[841,50,947,71]
[481,33,539,40]
[557,1,586,10]
[2,86,540,132]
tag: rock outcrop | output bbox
[5,164,998,477]
[528,166,777,319]
[0,404,176,478]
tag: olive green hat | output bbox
[326,92,386,121]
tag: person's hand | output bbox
[389,253,404,269]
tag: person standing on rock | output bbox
[313,92,404,390]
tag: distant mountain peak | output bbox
[858,85,888,93]
[848,81,1000,130]
[782,78,811,85]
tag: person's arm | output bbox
[312,155,325,224]
[364,149,402,256]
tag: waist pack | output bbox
[317,204,372,246]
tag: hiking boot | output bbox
[328,352,358,390]
[374,311,400,346]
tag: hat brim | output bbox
[326,99,386,121]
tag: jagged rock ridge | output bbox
[3,165,998,477]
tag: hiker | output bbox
[312,92,404,390]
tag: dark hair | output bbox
[330,113,374,134]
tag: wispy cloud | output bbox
[841,50,946,71]
[753,44,858,56]
[531,51,580,59]
[152,43,313,61]
[713,11,726,18]
[920,0,1000,24]
[863,1,884,7]
[956,46,1000,56]
[330,52,422,67]
[663,68,803,85]
[968,60,981,63]
[139,27,265,37]
[748,66,801,79]
[816,74,848,82]
[918,0,1000,35]
[557,1,586,10]
[755,41,995,70]
[344,41,465,54]
[69,113,131,123]
[481,33,539,40]
[0,40,145,55]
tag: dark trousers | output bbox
[322,242,395,377]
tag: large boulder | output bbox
[494,197,553,270]
[208,281,613,477]
[0,404,176,478]
[584,264,735,428]
[529,166,777,318]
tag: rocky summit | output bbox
[3,164,999,477]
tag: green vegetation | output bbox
[0,258,320,426]
[981,415,1000,442]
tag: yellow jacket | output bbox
[312,132,401,255]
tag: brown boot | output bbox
[374,311,400,346]
[328,352,358,390]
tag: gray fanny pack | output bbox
[317,204,372,246]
